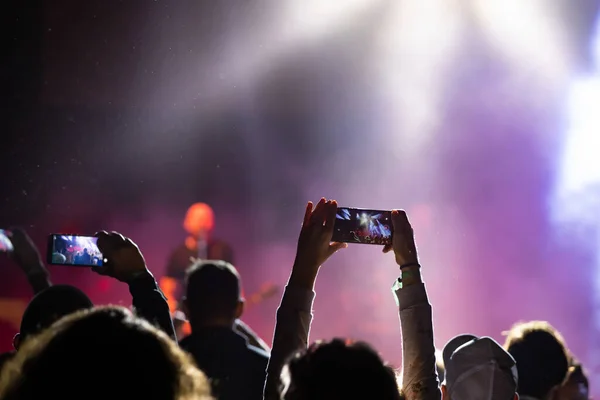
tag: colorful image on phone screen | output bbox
[332,208,393,245]
[0,230,13,253]
[47,234,104,266]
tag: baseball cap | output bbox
[443,334,477,372]
[444,336,518,400]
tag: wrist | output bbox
[21,260,47,274]
[400,267,422,286]
[124,268,153,283]
[288,266,318,290]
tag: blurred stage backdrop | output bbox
[1,0,600,393]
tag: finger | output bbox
[318,200,331,227]
[103,232,126,252]
[302,202,313,228]
[328,241,348,255]
[96,232,123,257]
[124,237,139,249]
[309,198,327,226]
[400,212,416,246]
[390,210,401,231]
[395,210,411,232]
[382,244,393,253]
[111,231,127,243]
[324,200,337,230]
[95,231,111,252]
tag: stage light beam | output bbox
[552,12,600,391]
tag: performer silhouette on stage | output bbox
[160,203,277,347]
[160,203,234,314]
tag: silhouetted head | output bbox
[0,306,213,400]
[504,321,569,400]
[282,338,401,400]
[183,260,243,328]
[557,365,589,400]
[14,285,93,350]
[184,203,215,239]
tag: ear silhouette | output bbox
[13,333,21,350]
[235,300,245,319]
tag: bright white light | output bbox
[551,77,600,225]
[558,79,600,196]
[551,14,600,390]
[472,0,570,85]
[594,15,600,69]
[552,12,600,224]
[279,0,374,42]
[153,1,382,118]
[375,0,462,153]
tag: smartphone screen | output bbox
[47,234,105,266]
[0,230,13,253]
[332,207,393,245]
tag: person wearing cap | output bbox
[180,259,269,400]
[442,335,518,400]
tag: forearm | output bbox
[264,282,315,400]
[396,267,440,400]
[21,260,52,295]
[129,271,177,342]
[27,271,52,294]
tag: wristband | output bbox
[401,269,414,279]
[400,262,420,270]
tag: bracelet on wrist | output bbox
[400,262,420,270]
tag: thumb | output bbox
[328,242,348,256]
[391,210,401,231]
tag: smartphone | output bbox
[47,234,105,267]
[0,230,13,253]
[332,207,393,245]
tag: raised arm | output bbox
[94,231,177,342]
[384,211,440,400]
[264,199,346,400]
[9,229,52,294]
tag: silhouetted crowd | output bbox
[0,199,590,400]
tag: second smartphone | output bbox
[47,234,105,267]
